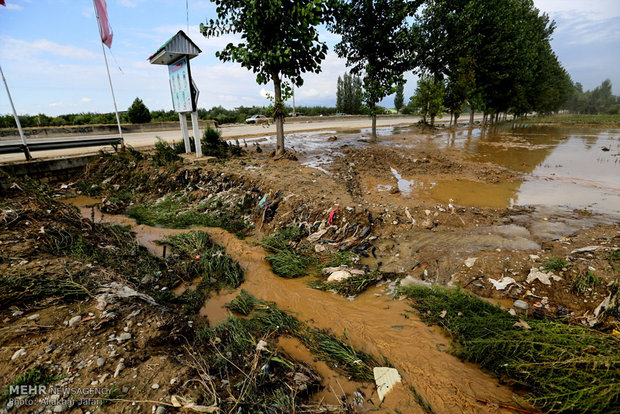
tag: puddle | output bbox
[428,126,620,215]
[64,197,517,413]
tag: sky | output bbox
[1,0,619,116]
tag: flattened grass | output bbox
[398,285,620,413]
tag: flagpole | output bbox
[93,0,125,150]
[0,64,31,161]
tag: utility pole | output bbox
[1,64,31,161]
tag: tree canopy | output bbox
[127,97,151,124]
[329,0,420,139]
[200,0,333,154]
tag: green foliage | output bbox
[261,225,302,253]
[2,368,62,402]
[394,83,404,112]
[398,285,620,414]
[127,97,151,124]
[337,72,364,114]
[153,137,181,166]
[265,249,312,279]
[567,79,620,115]
[324,251,355,267]
[330,0,417,138]
[571,270,599,295]
[165,231,245,288]
[227,290,259,316]
[407,75,444,126]
[202,0,332,153]
[542,256,568,272]
[127,197,252,236]
[310,272,380,297]
[527,113,620,126]
[309,331,376,381]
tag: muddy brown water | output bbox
[259,125,620,216]
[65,196,518,413]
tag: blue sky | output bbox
[1,0,619,116]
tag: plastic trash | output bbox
[374,367,401,401]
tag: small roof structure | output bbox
[148,30,202,65]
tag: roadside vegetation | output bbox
[398,285,620,414]
[527,113,620,127]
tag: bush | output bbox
[152,138,181,166]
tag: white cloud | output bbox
[81,97,93,103]
[49,102,63,107]
[0,36,98,60]
[534,0,620,20]
[259,88,273,99]
[118,0,146,8]
[6,4,23,11]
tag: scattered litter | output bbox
[404,207,415,225]
[508,308,517,316]
[374,367,401,401]
[171,395,219,413]
[526,268,553,285]
[328,207,339,226]
[95,282,161,311]
[529,254,540,260]
[314,244,326,253]
[464,257,477,268]
[570,246,602,254]
[488,277,516,290]
[399,275,432,288]
[256,340,268,351]
[439,310,447,318]
[514,319,531,330]
[257,193,270,207]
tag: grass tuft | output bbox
[398,285,620,414]
[310,272,380,297]
[227,290,259,316]
[541,256,568,272]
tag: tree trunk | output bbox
[449,112,453,127]
[469,106,474,126]
[454,113,460,125]
[370,101,377,141]
[273,73,285,155]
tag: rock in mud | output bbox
[11,348,26,360]
[328,270,353,282]
[464,257,477,268]
[117,332,132,343]
[26,313,40,321]
[68,315,82,327]
[97,357,106,367]
[513,300,530,311]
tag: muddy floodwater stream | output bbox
[66,197,518,413]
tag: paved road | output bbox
[0,115,444,163]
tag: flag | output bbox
[94,0,113,48]
[0,1,6,7]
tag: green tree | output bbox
[394,83,404,112]
[329,0,419,140]
[408,75,444,126]
[127,98,151,124]
[337,72,364,114]
[201,0,332,155]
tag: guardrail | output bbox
[0,137,122,155]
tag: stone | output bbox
[68,315,82,327]
[97,358,105,368]
[122,386,130,394]
[117,332,132,343]
[151,383,160,390]
[11,348,26,360]
[114,360,125,378]
[155,407,167,414]
[327,270,353,283]
[27,313,40,321]
[513,300,529,311]
[464,257,477,268]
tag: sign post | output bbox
[0,64,31,161]
[147,30,202,157]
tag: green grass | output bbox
[324,251,355,267]
[571,270,599,295]
[541,256,568,272]
[1,367,63,402]
[226,290,258,316]
[307,330,376,381]
[409,385,434,413]
[265,249,313,278]
[609,250,620,273]
[261,226,315,278]
[527,114,620,126]
[166,231,245,289]
[310,272,381,297]
[398,285,620,414]
[0,271,91,309]
[128,196,252,236]
[152,137,181,166]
